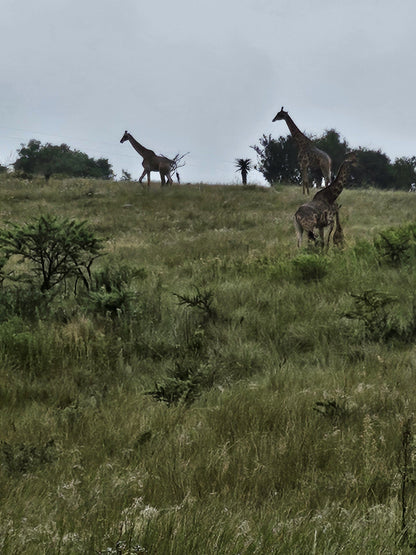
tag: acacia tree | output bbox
[234,158,252,184]
[0,215,103,293]
[13,140,114,181]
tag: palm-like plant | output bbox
[235,158,252,185]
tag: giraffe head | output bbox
[272,107,288,122]
[344,151,358,165]
[120,130,129,143]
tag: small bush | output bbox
[0,214,103,292]
[93,263,147,292]
[173,286,217,322]
[146,362,212,406]
[343,289,408,342]
[87,288,137,318]
[1,439,56,474]
[374,225,416,266]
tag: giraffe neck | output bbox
[126,134,154,159]
[320,160,352,204]
[283,114,310,147]
[328,160,352,200]
[312,157,354,205]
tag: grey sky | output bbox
[1,0,415,184]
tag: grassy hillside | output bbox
[1,177,416,553]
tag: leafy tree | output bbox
[234,158,252,185]
[251,134,299,185]
[391,156,416,190]
[13,140,114,181]
[354,148,392,189]
[0,164,8,174]
[0,215,103,292]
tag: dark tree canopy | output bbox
[251,134,300,184]
[13,140,114,181]
[390,156,416,191]
[314,129,349,173]
[353,148,392,189]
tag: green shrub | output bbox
[374,225,416,266]
[173,286,217,322]
[1,439,56,474]
[146,362,212,406]
[342,289,416,343]
[93,263,146,292]
[87,288,136,318]
[0,214,103,292]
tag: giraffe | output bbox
[272,107,331,194]
[294,152,357,248]
[120,131,174,187]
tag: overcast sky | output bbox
[1,0,415,184]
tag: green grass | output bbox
[1,176,416,553]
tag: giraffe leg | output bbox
[301,165,310,195]
[139,169,147,183]
[326,221,334,250]
[318,228,325,249]
[294,216,303,247]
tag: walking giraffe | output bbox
[120,131,174,187]
[272,107,332,194]
[294,152,357,248]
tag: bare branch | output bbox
[160,152,189,172]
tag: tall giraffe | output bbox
[272,107,332,194]
[294,152,357,248]
[120,131,174,187]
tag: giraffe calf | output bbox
[293,152,357,248]
[294,200,336,248]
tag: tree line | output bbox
[251,129,416,190]
[4,139,113,180]
[1,134,416,188]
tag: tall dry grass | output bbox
[0,177,416,553]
